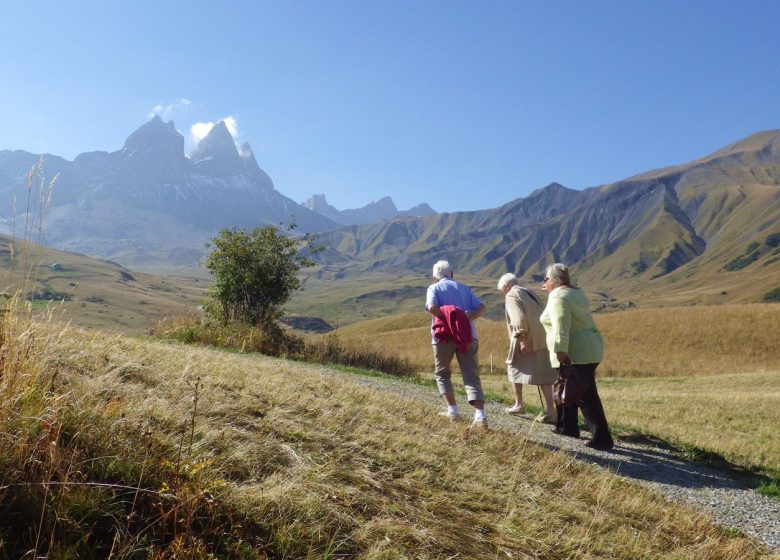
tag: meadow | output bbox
[325,304,780,477]
[0,306,768,558]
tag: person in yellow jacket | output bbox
[540,263,614,450]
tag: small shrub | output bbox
[26,288,71,301]
[763,287,780,303]
[152,312,304,357]
[725,252,759,271]
[765,232,780,248]
[630,260,648,275]
[757,478,780,499]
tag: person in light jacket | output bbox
[539,263,614,450]
[497,273,556,423]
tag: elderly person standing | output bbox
[540,263,614,450]
[425,260,488,429]
[498,273,556,423]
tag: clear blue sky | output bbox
[1,1,778,213]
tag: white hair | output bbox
[497,273,518,291]
[545,262,577,288]
[432,260,452,280]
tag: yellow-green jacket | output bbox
[539,286,603,368]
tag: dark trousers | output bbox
[555,363,612,445]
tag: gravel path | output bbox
[316,367,780,553]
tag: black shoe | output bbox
[584,439,614,451]
[552,427,580,438]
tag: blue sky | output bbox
[1,1,778,213]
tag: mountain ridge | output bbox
[303,193,436,225]
[309,129,780,303]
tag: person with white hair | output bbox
[497,272,556,423]
[540,263,613,450]
[425,260,488,429]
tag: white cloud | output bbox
[148,98,192,120]
[190,116,239,144]
[222,116,238,138]
[191,121,215,143]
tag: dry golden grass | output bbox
[594,304,780,377]
[23,325,768,558]
[330,304,780,378]
[328,304,780,477]
[596,371,780,473]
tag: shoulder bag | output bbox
[553,363,590,407]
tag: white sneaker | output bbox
[470,416,488,430]
[439,410,460,421]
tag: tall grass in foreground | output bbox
[0,302,278,557]
[36,327,772,558]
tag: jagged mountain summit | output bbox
[303,194,436,225]
[0,117,337,268]
[311,130,780,303]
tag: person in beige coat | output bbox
[498,273,557,423]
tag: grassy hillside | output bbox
[302,131,780,314]
[319,303,780,378]
[322,304,780,476]
[0,233,206,333]
[0,309,768,558]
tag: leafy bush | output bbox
[763,287,780,303]
[725,252,759,271]
[765,232,780,248]
[204,224,321,327]
[26,288,72,301]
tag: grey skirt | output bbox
[507,349,557,385]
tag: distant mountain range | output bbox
[2,120,779,306]
[310,130,780,303]
[0,117,432,268]
[303,194,436,226]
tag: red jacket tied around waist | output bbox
[432,305,473,353]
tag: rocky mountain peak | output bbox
[304,194,332,211]
[303,194,342,223]
[190,121,243,176]
[119,116,186,181]
[237,142,276,191]
[370,196,398,213]
[399,202,436,218]
[122,116,183,157]
[238,142,260,173]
